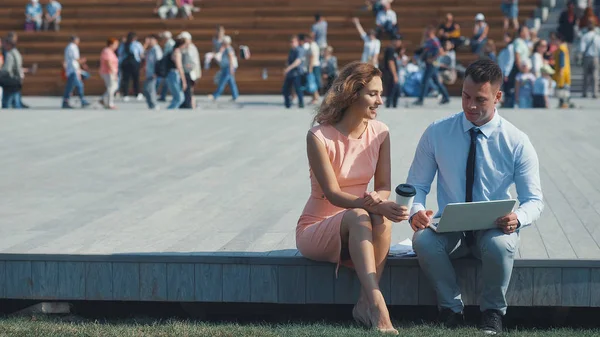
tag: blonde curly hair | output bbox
[312,61,382,126]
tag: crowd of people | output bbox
[2,0,600,109]
[58,27,242,110]
[283,0,600,110]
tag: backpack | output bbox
[154,52,169,77]
[121,42,137,67]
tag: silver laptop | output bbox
[429,199,518,233]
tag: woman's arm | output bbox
[480,24,489,41]
[228,48,235,74]
[352,18,367,37]
[174,49,187,90]
[372,132,391,201]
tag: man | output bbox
[282,35,305,109]
[498,33,515,107]
[178,31,201,109]
[143,34,163,110]
[503,26,529,108]
[0,36,23,109]
[312,14,328,52]
[118,32,145,101]
[154,0,178,19]
[43,0,62,31]
[578,21,600,98]
[158,31,175,102]
[406,59,544,335]
[413,25,450,106]
[3,32,32,109]
[352,17,381,67]
[62,35,90,108]
[381,36,402,108]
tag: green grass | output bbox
[0,317,599,337]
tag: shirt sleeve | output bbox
[389,11,397,25]
[513,135,544,228]
[376,12,384,25]
[406,124,438,216]
[361,33,369,43]
[559,50,566,68]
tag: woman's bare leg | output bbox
[340,209,396,333]
[353,213,394,329]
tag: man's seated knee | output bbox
[412,227,445,254]
[479,229,518,256]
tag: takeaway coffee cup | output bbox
[395,184,416,213]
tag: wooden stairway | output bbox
[0,0,539,96]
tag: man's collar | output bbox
[462,110,500,138]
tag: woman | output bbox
[99,38,120,109]
[210,35,239,102]
[471,13,489,56]
[531,40,548,77]
[165,38,188,109]
[578,6,598,30]
[297,61,407,334]
[558,1,579,45]
[438,13,463,48]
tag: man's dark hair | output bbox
[4,36,16,47]
[298,33,306,42]
[314,13,321,21]
[149,34,159,40]
[464,59,503,86]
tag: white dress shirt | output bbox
[579,30,600,58]
[406,111,544,228]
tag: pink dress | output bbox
[99,47,118,76]
[296,120,389,270]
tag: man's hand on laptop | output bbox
[410,210,434,232]
[496,212,519,234]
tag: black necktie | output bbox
[465,127,481,247]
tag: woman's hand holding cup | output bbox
[377,201,409,223]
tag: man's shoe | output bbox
[480,309,503,335]
[438,308,464,328]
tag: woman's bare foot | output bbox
[352,296,370,328]
[368,297,398,334]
